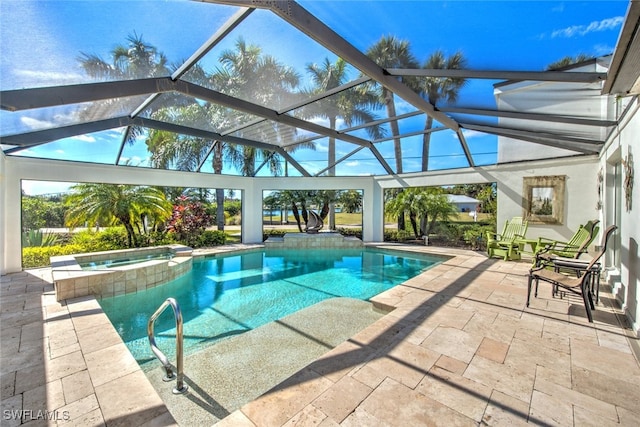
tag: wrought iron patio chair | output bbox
[486,216,528,261]
[526,225,617,323]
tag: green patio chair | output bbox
[486,216,529,261]
[535,220,600,260]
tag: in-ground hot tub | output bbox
[50,245,193,301]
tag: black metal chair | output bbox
[526,225,617,322]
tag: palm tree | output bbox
[366,36,418,233]
[547,54,592,70]
[338,190,363,213]
[77,33,172,145]
[418,50,467,171]
[212,37,302,177]
[145,102,237,230]
[78,32,169,79]
[303,57,383,229]
[365,35,419,174]
[385,187,457,239]
[148,38,302,229]
[64,184,172,248]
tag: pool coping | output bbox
[5,243,486,425]
[50,244,193,301]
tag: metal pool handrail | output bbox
[147,297,188,394]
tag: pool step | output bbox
[145,297,384,426]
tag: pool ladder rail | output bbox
[147,297,188,394]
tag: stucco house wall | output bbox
[600,96,640,335]
[495,57,614,164]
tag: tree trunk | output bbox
[328,117,336,230]
[120,218,136,248]
[213,141,225,231]
[382,89,405,231]
[428,215,439,236]
[409,212,419,238]
[291,202,303,232]
[384,88,403,174]
[420,214,427,237]
[216,189,225,230]
[319,202,329,220]
[422,116,434,171]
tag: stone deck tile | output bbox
[416,365,492,422]
[1,268,176,427]
[311,376,373,423]
[357,377,476,426]
[3,247,640,427]
[240,368,333,427]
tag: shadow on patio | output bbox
[2,248,639,426]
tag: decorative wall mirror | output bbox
[522,175,566,224]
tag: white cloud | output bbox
[20,116,53,130]
[458,129,484,139]
[21,180,73,196]
[315,141,328,153]
[75,135,96,143]
[593,44,614,56]
[55,150,65,154]
[550,16,623,38]
[14,69,86,84]
[345,160,360,167]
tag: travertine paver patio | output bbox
[1,245,639,426]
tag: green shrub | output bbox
[22,244,86,269]
[136,231,176,247]
[396,229,413,241]
[224,200,242,217]
[335,227,362,239]
[21,230,60,247]
[197,230,226,247]
[384,230,397,242]
[263,229,287,241]
[71,229,126,252]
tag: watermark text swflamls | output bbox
[3,409,71,421]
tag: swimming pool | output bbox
[98,247,445,366]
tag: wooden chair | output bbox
[526,225,617,322]
[535,220,600,260]
[486,216,528,260]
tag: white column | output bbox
[2,158,23,274]
[242,181,264,244]
[362,180,384,242]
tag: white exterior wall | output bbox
[0,156,384,274]
[495,59,613,163]
[494,156,600,243]
[600,97,640,335]
[0,150,6,275]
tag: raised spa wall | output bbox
[50,245,193,301]
[264,232,363,249]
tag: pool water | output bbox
[98,247,445,366]
[80,253,173,270]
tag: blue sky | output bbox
[0,0,629,195]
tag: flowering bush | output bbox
[167,196,213,247]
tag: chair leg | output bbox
[584,279,596,310]
[581,282,594,323]
[526,274,533,307]
[534,277,539,298]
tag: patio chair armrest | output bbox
[536,237,559,247]
[550,257,600,271]
[486,232,501,241]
